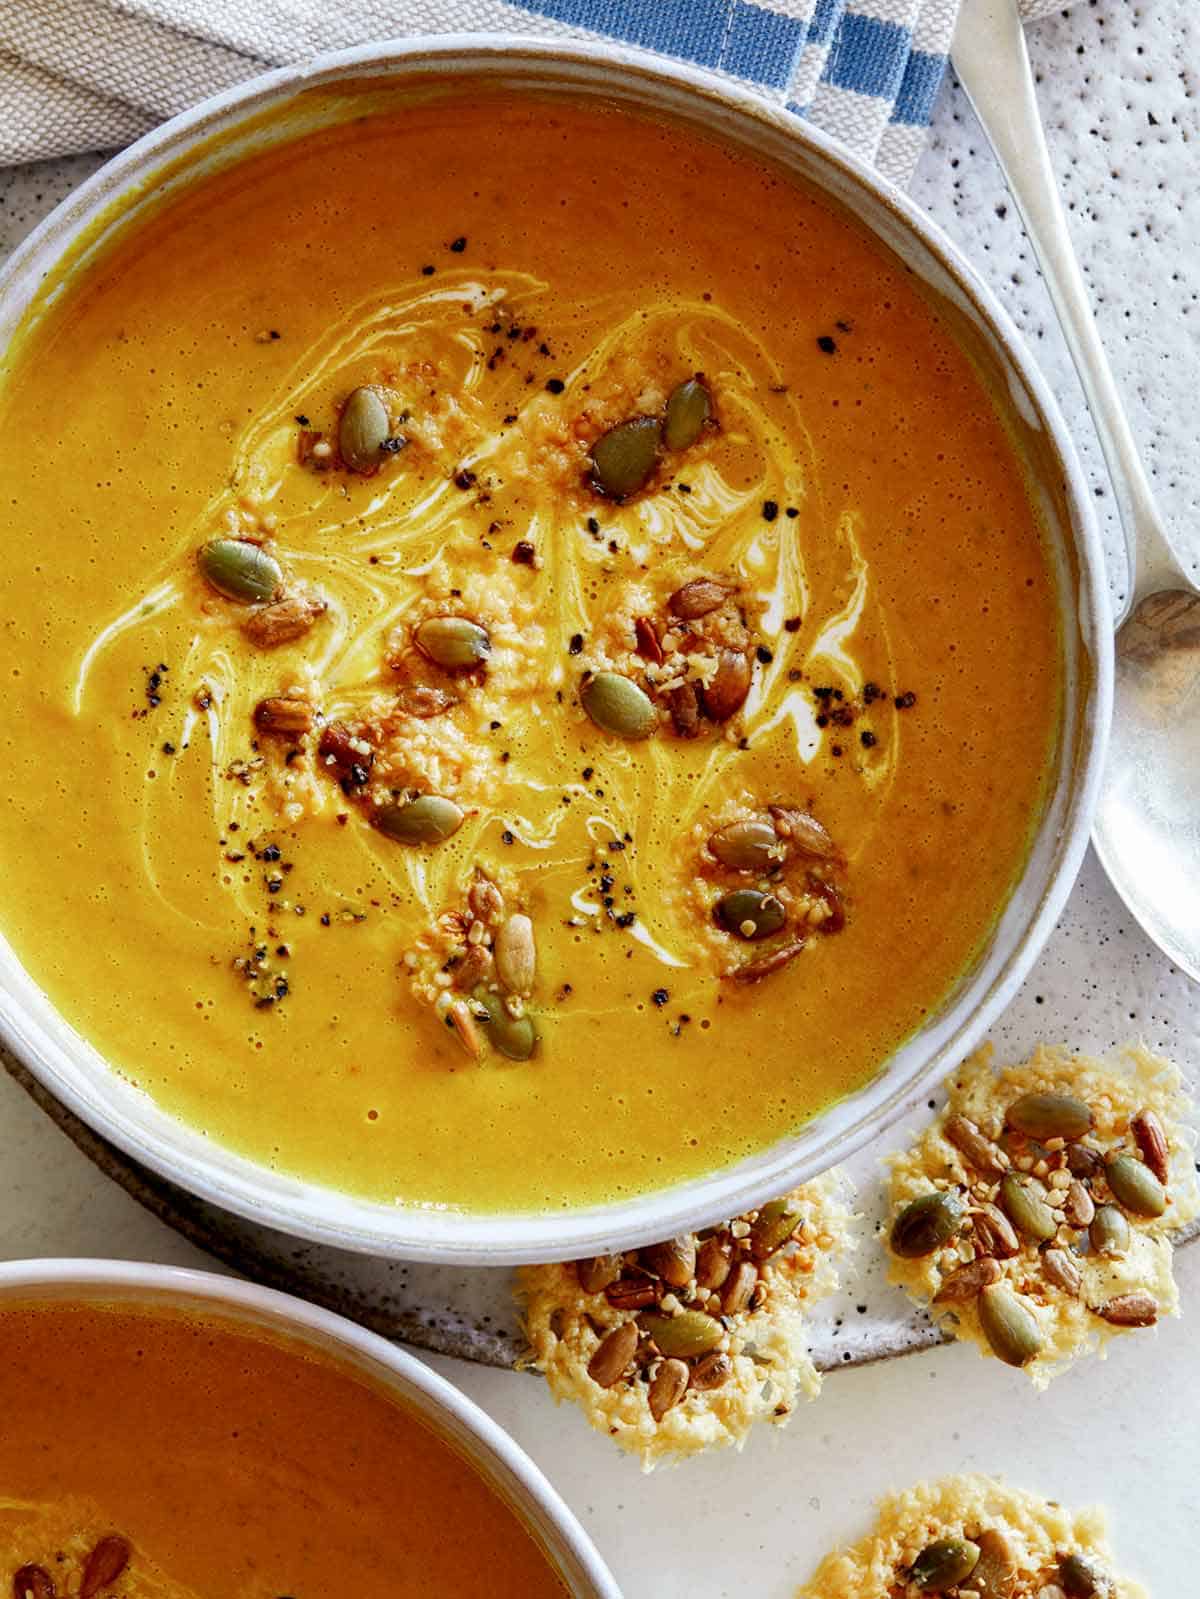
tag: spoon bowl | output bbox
[1094,589,1200,980]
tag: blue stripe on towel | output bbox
[891,47,949,125]
[824,13,913,101]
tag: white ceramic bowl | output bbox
[0,38,1112,1263]
[0,1257,620,1596]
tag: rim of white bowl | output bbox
[0,36,1113,1265]
[0,1257,621,1597]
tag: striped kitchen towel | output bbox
[0,0,1070,183]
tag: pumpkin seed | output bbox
[663,377,712,451]
[1105,1152,1166,1216]
[910,1537,981,1592]
[695,1234,733,1290]
[641,1235,697,1288]
[1006,1091,1093,1141]
[749,1198,804,1259]
[1130,1106,1170,1184]
[581,671,658,739]
[339,385,391,472]
[1041,1246,1082,1296]
[714,888,787,942]
[414,615,491,671]
[197,538,282,603]
[689,1350,733,1391]
[999,1171,1058,1242]
[374,794,464,845]
[944,1113,1009,1178]
[648,1357,690,1421]
[1089,1204,1131,1257]
[637,1309,723,1359]
[668,575,729,620]
[473,989,537,1061]
[587,1321,638,1388]
[699,648,752,721]
[708,818,784,872]
[972,1528,1018,1599]
[1057,1552,1113,1598]
[978,1282,1043,1367]
[890,1190,965,1258]
[576,1255,622,1294]
[589,415,661,498]
[495,912,536,996]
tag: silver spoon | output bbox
[952,0,1200,981]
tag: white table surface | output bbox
[1,3,1198,1593]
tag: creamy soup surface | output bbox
[0,84,1061,1212]
[0,1298,567,1597]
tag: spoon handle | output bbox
[951,0,1187,621]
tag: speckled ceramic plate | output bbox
[3,850,1195,1371]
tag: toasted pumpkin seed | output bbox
[749,1198,804,1259]
[339,385,391,472]
[972,1529,1018,1599]
[708,818,783,872]
[473,989,537,1061]
[1057,1552,1113,1598]
[589,415,661,498]
[587,1321,638,1388]
[1006,1091,1093,1141]
[414,615,491,671]
[663,377,712,451]
[581,671,658,739]
[576,1255,622,1294]
[999,1171,1058,1242]
[374,794,464,846]
[197,538,282,603]
[637,1309,723,1358]
[714,888,787,941]
[1089,1204,1131,1257]
[641,1235,697,1288]
[1105,1152,1166,1216]
[890,1190,965,1258]
[648,1357,690,1421]
[495,912,536,996]
[978,1282,1043,1366]
[910,1537,981,1592]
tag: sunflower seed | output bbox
[1130,1107,1170,1185]
[648,1357,690,1420]
[944,1113,1009,1178]
[575,1255,622,1294]
[1095,1291,1157,1327]
[1041,1247,1082,1296]
[668,576,730,620]
[495,912,536,995]
[932,1255,1001,1304]
[641,1236,697,1288]
[81,1536,131,1598]
[587,1321,638,1387]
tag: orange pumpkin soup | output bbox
[0,1298,567,1597]
[0,84,1061,1212]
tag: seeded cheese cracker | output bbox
[887,1044,1198,1386]
[519,1171,854,1468]
[799,1474,1147,1599]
